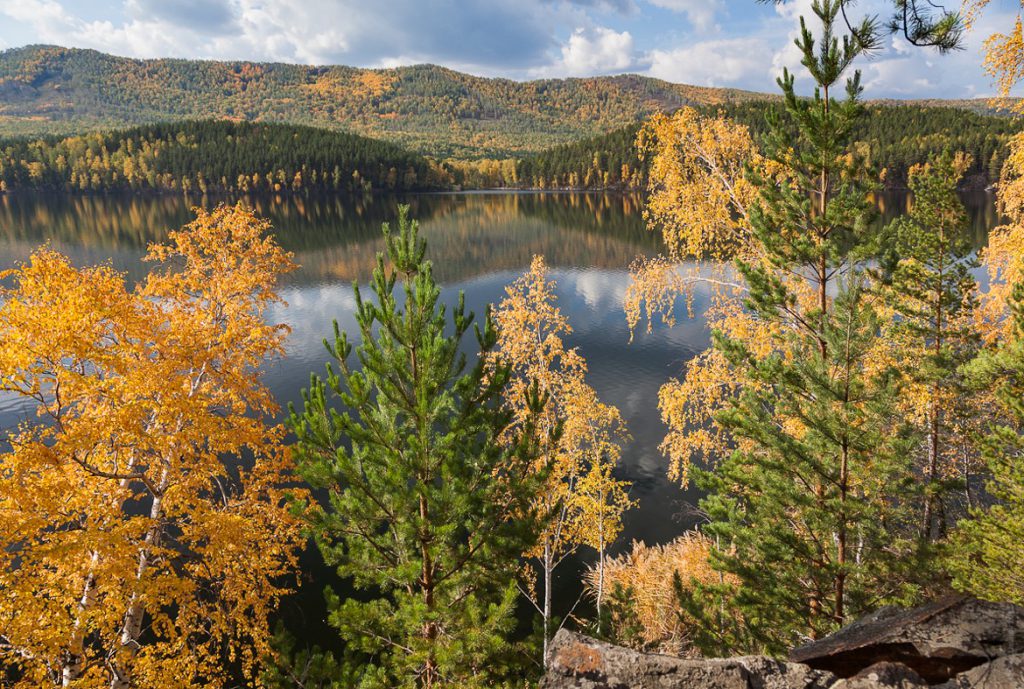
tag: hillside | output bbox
[508,103,1023,190]
[0,45,772,158]
[0,120,445,193]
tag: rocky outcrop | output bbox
[539,630,836,689]
[790,596,1024,683]
[539,597,1024,688]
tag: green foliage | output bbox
[949,283,1024,604]
[0,120,442,193]
[588,583,648,651]
[288,206,546,688]
[719,102,1022,189]
[766,0,965,53]
[882,152,980,539]
[682,0,926,655]
[263,623,349,689]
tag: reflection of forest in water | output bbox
[0,191,659,283]
[0,189,1000,284]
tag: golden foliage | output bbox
[636,107,761,262]
[625,107,765,338]
[583,533,726,656]
[964,1,1024,109]
[627,108,797,485]
[979,133,1024,343]
[0,204,304,688]
[492,256,632,639]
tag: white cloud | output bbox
[1,0,1019,98]
[648,37,770,87]
[550,26,638,76]
[646,0,721,31]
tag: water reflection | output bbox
[0,191,657,283]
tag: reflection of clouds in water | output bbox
[565,268,627,313]
[271,284,359,363]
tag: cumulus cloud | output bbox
[0,0,1018,97]
[1,0,562,71]
[127,0,236,34]
[549,26,638,76]
[646,0,721,31]
[648,37,772,87]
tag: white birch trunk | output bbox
[109,469,169,689]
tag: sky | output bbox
[0,0,1017,99]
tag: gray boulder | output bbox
[938,654,1024,689]
[789,596,1024,684]
[830,662,929,688]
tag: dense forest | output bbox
[509,104,1024,190]
[0,121,445,193]
[3,102,1019,195]
[0,45,770,158]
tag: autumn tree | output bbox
[0,204,304,688]
[978,133,1024,343]
[881,152,982,538]
[288,207,545,688]
[492,255,632,666]
[626,105,782,488]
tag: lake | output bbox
[0,189,1001,644]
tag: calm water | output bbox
[0,189,1001,643]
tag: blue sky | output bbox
[0,0,1016,99]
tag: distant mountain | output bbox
[1,45,1017,160]
[0,44,768,158]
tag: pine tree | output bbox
[882,152,980,540]
[948,281,1024,604]
[680,1,921,654]
[289,206,546,688]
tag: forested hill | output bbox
[511,103,1024,190]
[0,44,775,158]
[0,121,446,193]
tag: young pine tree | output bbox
[289,207,546,689]
[882,152,981,540]
[680,1,921,654]
[948,281,1024,604]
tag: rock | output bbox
[938,654,1024,689]
[830,662,928,688]
[539,598,1024,688]
[539,630,836,689]
[788,596,1024,684]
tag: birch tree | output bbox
[0,204,304,688]
[492,256,632,667]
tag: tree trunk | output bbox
[109,469,169,689]
[543,540,553,668]
[420,493,437,689]
[62,553,99,687]
[65,460,139,687]
[596,492,605,632]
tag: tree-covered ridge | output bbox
[0,120,445,193]
[0,45,770,158]
[512,103,1023,190]
[720,102,1024,188]
[2,103,1019,195]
